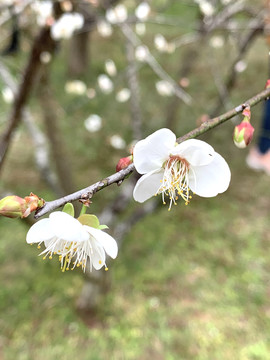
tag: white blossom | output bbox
[154,34,168,52]
[135,45,149,62]
[40,51,52,64]
[106,4,128,24]
[2,87,14,104]
[135,23,146,36]
[65,80,87,95]
[26,212,118,272]
[84,114,102,133]
[110,134,126,149]
[51,12,84,40]
[209,36,224,49]
[105,59,117,77]
[97,20,113,37]
[234,60,247,73]
[31,1,53,27]
[115,88,131,103]
[155,80,174,97]
[133,128,231,210]
[135,2,151,21]
[198,0,215,16]
[86,88,96,99]
[98,74,114,94]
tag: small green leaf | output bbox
[78,214,100,229]
[62,203,74,217]
[99,224,109,230]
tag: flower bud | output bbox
[265,79,270,89]
[24,193,45,217]
[233,121,254,149]
[116,155,133,172]
[0,196,27,218]
[0,193,45,219]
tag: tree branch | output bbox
[34,86,270,219]
[0,26,56,173]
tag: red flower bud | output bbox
[233,121,254,149]
[265,79,270,89]
[116,155,133,172]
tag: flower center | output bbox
[157,155,192,210]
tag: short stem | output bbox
[79,205,88,217]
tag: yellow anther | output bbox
[37,245,41,249]
[43,256,46,260]
[49,256,52,259]
[105,267,109,271]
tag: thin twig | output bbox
[120,23,192,105]
[35,86,270,219]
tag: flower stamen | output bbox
[157,155,192,210]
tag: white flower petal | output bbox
[133,128,176,174]
[189,152,231,197]
[26,219,54,244]
[49,212,89,242]
[133,169,164,203]
[90,239,106,270]
[171,139,215,166]
[84,226,118,259]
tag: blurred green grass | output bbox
[0,1,270,359]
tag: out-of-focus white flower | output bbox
[31,0,53,27]
[116,88,131,103]
[209,35,224,49]
[51,12,84,40]
[65,80,87,95]
[166,42,176,54]
[154,34,168,52]
[234,60,247,73]
[60,0,73,12]
[155,80,174,97]
[105,59,117,77]
[2,0,16,6]
[2,87,14,104]
[133,128,231,209]
[110,134,126,149]
[26,211,118,272]
[221,0,232,5]
[135,23,146,36]
[86,88,96,99]
[154,34,175,53]
[135,45,149,62]
[106,4,128,24]
[40,51,52,64]
[198,0,215,16]
[84,114,102,133]
[98,74,114,94]
[135,2,151,21]
[97,20,113,37]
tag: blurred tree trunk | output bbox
[38,69,75,196]
[67,31,90,77]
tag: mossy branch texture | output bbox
[35,86,270,219]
